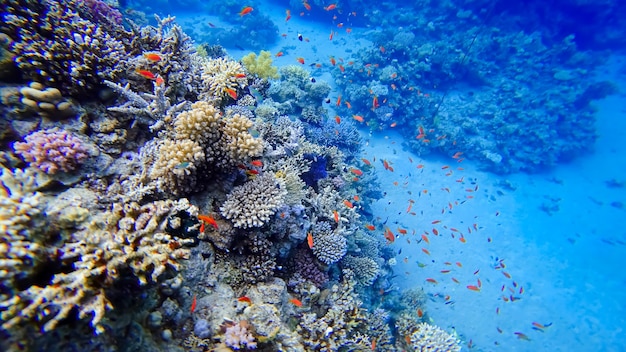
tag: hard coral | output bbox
[242,50,280,80]
[13,128,88,174]
[220,173,286,229]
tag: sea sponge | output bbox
[242,50,279,80]
[220,173,286,229]
[200,57,246,100]
[13,128,89,174]
[409,323,461,352]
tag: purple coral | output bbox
[14,128,89,174]
[83,0,123,25]
[292,247,329,288]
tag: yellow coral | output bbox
[174,101,221,143]
[220,113,263,165]
[242,51,279,80]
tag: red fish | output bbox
[466,285,481,292]
[190,294,197,313]
[343,200,354,208]
[372,96,379,110]
[198,215,219,230]
[324,3,337,10]
[421,248,430,255]
[285,9,291,21]
[350,168,363,176]
[303,1,311,11]
[289,298,303,307]
[136,69,157,80]
[250,160,263,167]
[296,57,305,64]
[239,6,253,16]
[336,95,342,106]
[307,232,314,249]
[421,234,430,244]
[144,53,162,62]
[225,88,237,100]
[333,210,339,223]
[275,51,284,57]
[335,115,341,124]
[425,278,438,284]
[238,296,252,303]
[384,228,395,243]
[417,308,423,318]
[502,271,512,279]
[352,115,364,123]
[365,224,376,231]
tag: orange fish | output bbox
[329,30,334,41]
[352,115,364,123]
[338,64,345,72]
[417,308,423,318]
[144,53,162,62]
[250,160,263,167]
[336,95,342,106]
[514,332,531,341]
[459,236,466,243]
[330,57,336,66]
[390,122,397,128]
[477,278,482,288]
[467,285,481,292]
[432,228,439,236]
[421,248,430,255]
[296,57,305,64]
[324,3,337,10]
[440,270,451,274]
[136,69,157,80]
[239,6,254,16]
[451,277,460,284]
[350,168,363,176]
[225,88,238,100]
[502,271,512,279]
[361,158,371,166]
[275,51,284,57]
[198,215,219,230]
[455,262,463,267]
[285,9,291,21]
[190,294,197,313]
[343,200,354,208]
[365,224,376,231]
[379,46,386,53]
[333,210,339,223]
[397,228,407,235]
[425,278,438,284]
[431,220,441,224]
[155,76,164,86]
[238,296,252,303]
[384,228,395,243]
[372,96,379,110]
[421,234,429,244]
[303,1,311,11]
[307,232,314,249]
[289,298,303,307]
[353,195,360,202]
[335,115,341,124]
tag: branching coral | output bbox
[218,113,264,166]
[200,57,246,100]
[13,128,89,174]
[341,255,380,286]
[220,173,287,229]
[0,198,196,333]
[148,138,205,194]
[242,50,279,80]
[408,323,461,352]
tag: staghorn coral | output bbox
[0,198,196,333]
[220,173,286,229]
[200,57,246,101]
[2,0,129,97]
[147,138,205,194]
[13,128,89,174]
[242,50,279,80]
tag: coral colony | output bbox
[0,0,614,351]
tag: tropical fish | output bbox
[365,224,376,231]
[285,9,291,21]
[514,332,531,341]
[421,234,430,244]
[225,88,237,100]
[275,51,284,57]
[333,210,339,223]
[307,232,314,249]
[296,57,305,64]
[425,278,438,284]
[352,115,364,123]
[466,285,480,292]
[350,168,363,176]
[238,296,252,303]
[144,53,162,62]
[190,294,197,313]
[136,69,157,80]
[198,215,219,230]
[343,200,354,208]
[289,298,303,307]
[239,6,253,16]
[324,3,337,10]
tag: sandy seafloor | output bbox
[175,3,626,350]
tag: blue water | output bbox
[2,0,625,350]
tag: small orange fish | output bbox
[451,277,460,284]
[353,195,360,202]
[238,296,252,303]
[343,200,354,208]
[390,122,397,128]
[421,248,430,255]
[345,101,352,109]
[235,73,246,79]
[352,115,364,123]
[275,51,284,57]
[336,95,342,106]
[330,57,336,66]
[190,294,197,313]
[338,64,345,72]
[329,30,334,41]
[421,234,429,244]
[225,88,238,100]
[296,57,305,64]
[467,285,481,292]
[459,236,466,243]
[144,53,162,62]
[333,210,339,223]
[335,115,341,124]
[307,232,314,249]
[285,9,291,21]
[136,69,157,80]
[250,160,263,167]
[440,269,451,274]
[477,278,482,288]
[289,298,303,307]
[155,76,164,86]
[350,168,363,176]
[514,332,531,341]
[198,215,219,230]
[361,158,371,166]
[431,220,441,224]
[324,3,337,10]
[455,262,463,267]
[425,278,438,284]
[502,271,512,279]
[417,308,423,318]
[303,1,311,11]
[365,224,376,231]
[384,228,395,243]
[372,96,379,110]
[239,6,254,16]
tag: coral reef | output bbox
[13,128,89,174]
[220,173,287,229]
[242,50,279,80]
[199,57,246,101]
[408,323,461,352]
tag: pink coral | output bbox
[13,128,88,174]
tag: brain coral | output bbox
[220,173,287,229]
[13,128,89,174]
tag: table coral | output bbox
[220,173,287,229]
[13,128,89,174]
